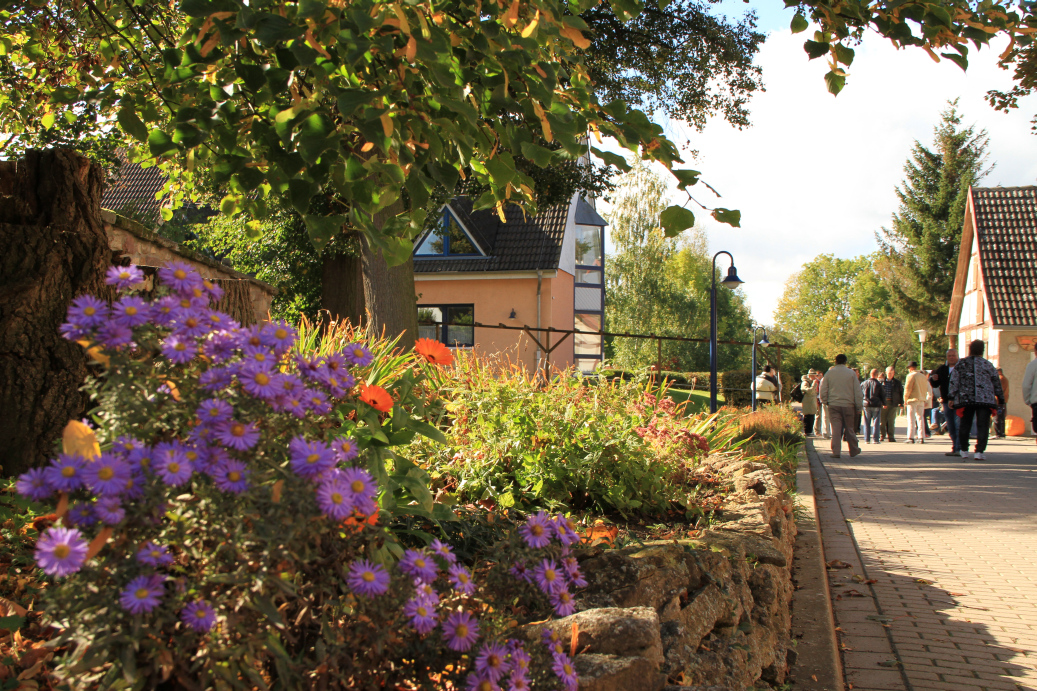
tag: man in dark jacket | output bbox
[929,349,959,455]
[861,368,886,444]
[881,366,904,442]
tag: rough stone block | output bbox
[574,654,666,691]
[540,607,664,667]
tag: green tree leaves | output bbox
[660,205,696,237]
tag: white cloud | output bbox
[603,28,1037,326]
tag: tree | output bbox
[878,102,992,333]
[605,161,751,372]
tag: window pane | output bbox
[446,306,475,347]
[575,225,602,266]
[447,215,476,254]
[575,332,601,355]
[418,324,441,341]
[576,268,602,284]
[575,358,600,373]
[575,313,601,333]
[417,306,443,324]
[416,228,445,255]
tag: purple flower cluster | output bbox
[464,639,533,691]
[515,512,586,616]
[542,629,579,691]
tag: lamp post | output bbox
[710,251,744,413]
[751,326,771,412]
[915,329,928,371]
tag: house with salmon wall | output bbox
[413,192,606,373]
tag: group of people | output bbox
[797,340,1034,460]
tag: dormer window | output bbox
[415,207,484,257]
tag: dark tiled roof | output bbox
[102,158,166,225]
[575,196,606,226]
[972,186,1037,326]
[414,197,571,273]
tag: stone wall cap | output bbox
[101,208,278,295]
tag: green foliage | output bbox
[718,370,793,408]
[419,357,737,520]
[878,101,992,332]
[604,161,752,373]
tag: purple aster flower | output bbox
[113,436,143,459]
[197,398,233,425]
[465,674,499,691]
[551,589,577,616]
[120,574,164,614]
[172,310,211,339]
[35,526,88,577]
[448,564,476,595]
[67,295,108,328]
[329,436,360,464]
[319,372,352,399]
[121,472,146,500]
[212,459,250,493]
[274,394,308,419]
[59,320,91,341]
[442,610,480,652]
[510,645,531,678]
[66,501,98,527]
[201,278,224,302]
[552,653,578,690]
[320,353,347,375]
[552,514,582,547]
[430,539,456,564]
[475,642,512,683]
[238,325,265,350]
[199,367,234,392]
[180,599,217,632]
[200,331,238,363]
[294,354,323,381]
[239,363,280,400]
[562,557,587,589]
[158,261,203,296]
[82,453,131,496]
[275,373,305,397]
[509,561,531,583]
[241,344,276,368]
[261,321,296,353]
[105,264,145,290]
[44,454,86,493]
[303,389,331,415]
[96,321,134,349]
[534,560,566,595]
[343,343,374,367]
[151,296,179,327]
[95,496,125,524]
[341,467,378,515]
[288,436,336,480]
[154,444,194,486]
[16,468,53,502]
[162,334,197,364]
[203,310,237,332]
[506,675,530,691]
[414,581,440,604]
[520,512,553,549]
[137,541,174,567]
[403,595,438,634]
[111,296,151,328]
[399,549,438,583]
[346,559,390,598]
[127,445,155,474]
[215,419,260,451]
[315,475,355,520]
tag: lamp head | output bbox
[509,308,517,319]
[721,265,743,289]
[915,328,928,344]
[759,331,770,348]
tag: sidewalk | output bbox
[810,424,1037,691]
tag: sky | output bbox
[601,2,1037,325]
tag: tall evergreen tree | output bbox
[879,101,992,331]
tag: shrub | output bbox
[719,370,795,406]
[419,357,728,519]
[16,263,581,690]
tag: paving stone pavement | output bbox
[809,424,1037,691]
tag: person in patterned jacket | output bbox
[949,340,1005,461]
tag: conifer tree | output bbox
[879,101,992,330]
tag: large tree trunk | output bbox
[0,149,111,476]
[361,202,418,350]
[321,252,365,327]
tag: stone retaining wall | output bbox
[549,457,797,691]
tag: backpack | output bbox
[790,383,804,403]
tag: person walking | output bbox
[755,366,778,406]
[929,349,960,456]
[820,354,863,458]
[994,367,1010,438]
[881,366,904,442]
[1022,355,1037,452]
[924,374,935,438]
[811,370,832,439]
[861,368,886,444]
[801,374,818,437]
[949,340,1004,461]
[904,362,930,443]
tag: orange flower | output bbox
[358,382,394,412]
[414,338,453,366]
[342,510,379,533]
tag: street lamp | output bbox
[751,326,771,412]
[915,329,928,371]
[710,251,744,413]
